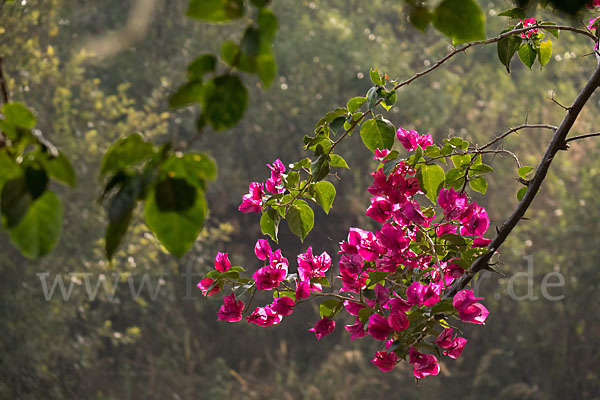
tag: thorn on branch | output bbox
[549,90,572,111]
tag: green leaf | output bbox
[187,54,217,80]
[260,208,279,242]
[315,108,348,129]
[154,177,196,212]
[469,176,487,194]
[241,27,260,56]
[1,177,32,228]
[40,152,76,187]
[365,86,379,111]
[360,116,395,152]
[187,0,244,22]
[369,68,384,86]
[347,96,366,113]
[329,154,349,169]
[419,164,445,203]
[8,190,63,258]
[469,163,494,175]
[497,8,525,19]
[451,154,471,169]
[168,80,204,108]
[358,307,374,325]
[203,75,248,131]
[408,6,432,32]
[540,22,559,38]
[256,52,277,88]
[518,166,534,179]
[517,186,527,201]
[314,181,336,214]
[430,300,456,315]
[24,167,49,200]
[145,186,207,257]
[518,43,537,69]
[538,40,552,67]
[497,35,522,73]
[310,276,330,287]
[383,158,401,177]
[2,102,37,129]
[100,134,154,176]
[433,0,486,44]
[162,153,217,186]
[257,8,277,42]
[286,202,314,241]
[319,299,342,318]
[310,153,330,181]
[444,168,464,190]
[105,179,139,259]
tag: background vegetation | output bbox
[1,0,599,398]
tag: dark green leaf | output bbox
[360,116,395,152]
[497,8,525,19]
[497,35,522,73]
[310,154,330,181]
[286,201,314,241]
[469,163,494,175]
[203,75,248,131]
[433,0,486,44]
[408,6,432,32]
[257,8,277,42]
[187,54,217,80]
[100,134,154,176]
[365,86,379,111]
[187,0,244,22]
[540,22,559,38]
[315,108,348,129]
[358,307,374,325]
[154,177,196,212]
[241,27,260,56]
[8,190,62,258]
[145,186,208,257]
[168,80,204,108]
[24,167,48,200]
[319,299,342,318]
[314,181,336,214]
[1,177,32,228]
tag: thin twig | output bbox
[479,123,558,151]
[565,132,600,143]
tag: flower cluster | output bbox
[519,18,539,39]
[200,126,492,379]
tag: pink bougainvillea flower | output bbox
[366,196,393,223]
[270,296,295,316]
[472,237,492,248]
[367,313,392,341]
[295,278,311,300]
[388,309,409,331]
[267,158,286,179]
[343,299,365,316]
[217,293,244,322]
[408,347,440,379]
[406,281,425,306]
[437,188,469,221]
[374,283,390,306]
[435,223,457,237]
[197,277,221,296]
[452,289,489,325]
[421,283,441,307]
[446,336,467,359]
[253,265,287,290]
[214,252,231,272]
[373,148,391,162]
[309,316,336,340]
[377,223,410,254]
[434,328,455,348]
[396,127,432,152]
[265,177,285,194]
[519,18,539,38]
[586,0,600,8]
[385,295,411,312]
[460,204,490,237]
[254,239,272,261]
[345,318,368,340]
[247,306,282,327]
[371,350,399,372]
[238,182,264,213]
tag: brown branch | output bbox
[445,61,600,298]
[0,57,9,104]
